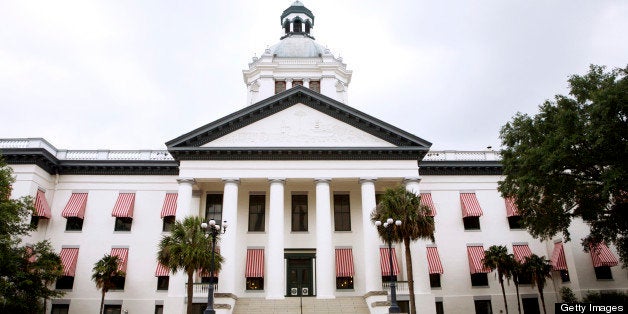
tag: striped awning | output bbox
[426,246,444,274]
[110,248,129,272]
[111,193,135,218]
[460,193,483,217]
[160,193,177,218]
[512,244,532,263]
[420,193,437,216]
[505,198,519,217]
[60,248,79,276]
[245,249,264,278]
[155,263,169,277]
[551,242,568,271]
[589,243,619,267]
[34,189,51,218]
[467,246,490,274]
[335,248,355,277]
[379,248,400,276]
[61,193,88,219]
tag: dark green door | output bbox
[286,257,313,297]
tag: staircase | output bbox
[233,296,370,314]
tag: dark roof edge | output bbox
[419,160,502,175]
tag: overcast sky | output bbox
[1,1,626,151]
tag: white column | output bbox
[360,178,382,293]
[286,78,293,89]
[303,78,310,88]
[315,178,335,299]
[218,178,239,294]
[175,178,195,219]
[266,178,286,299]
[404,177,421,194]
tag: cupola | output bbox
[280,0,315,39]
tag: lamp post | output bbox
[200,219,227,314]
[375,218,402,314]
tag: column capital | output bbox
[268,178,286,184]
[403,176,422,184]
[176,177,196,185]
[359,177,377,184]
[314,178,331,184]
[222,178,240,185]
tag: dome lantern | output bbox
[280,0,315,39]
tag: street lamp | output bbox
[200,218,227,314]
[375,218,402,314]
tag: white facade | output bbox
[1,2,626,314]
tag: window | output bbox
[435,301,444,314]
[155,305,164,314]
[104,305,122,314]
[474,300,493,314]
[305,21,311,34]
[560,269,570,282]
[471,273,489,287]
[162,216,175,232]
[51,304,70,314]
[248,195,265,232]
[114,217,132,231]
[246,277,264,290]
[398,301,410,314]
[429,273,441,288]
[111,275,125,290]
[205,194,223,224]
[293,80,303,86]
[594,266,613,280]
[522,298,540,314]
[201,276,219,285]
[293,20,302,32]
[309,81,320,93]
[65,217,83,231]
[275,80,286,94]
[157,276,169,290]
[382,275,397,283]
[508,216,523,229]
[463,216,481,230]
[336,277,353,289]
[291,195,308,231]
[334,194,351,231]
[30,216,40,228]
[55,276,74,290]
[518,273,532,285]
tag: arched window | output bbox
[305,20,311,34]
[283,20,290,34]
[293,18,302,33]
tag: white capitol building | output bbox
[2,1,625,314]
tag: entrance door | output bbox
[286,257,313,297]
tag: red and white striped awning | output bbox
[505,197,519,217]
[512,244,532,263]
[155,263,169,277]
[420,193,437,216]
[245,249,264,278]
[426,246,444,274]
[60,248,79,276]
[460,193,483,217]
[551,242,568,271]
[335,248,355,277]
[34,189,51,218]
[61,193,88,219]
[160,193,177,218]
[379,248,400,276]
[589,243,619,267]
[111,193,135,218]
[110,248,129,272]
[467,246,490,274]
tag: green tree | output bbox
[508,256,524,314]
[371,185,435,314]
[0,157,65,313]
[157,216,223,314]
[522,254,552,314]
[482,245,513,314]
[92,254,125,314]
[559,287,578,303]
[499,65,628,264]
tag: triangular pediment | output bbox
[166,85,431,160]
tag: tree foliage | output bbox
[157,216,223,314]
[371,185,435,314]
[522,254,552,314]
[92,254,125,314]
[0,157,65,313]
[483,245,513,314]
[499,65,628,264]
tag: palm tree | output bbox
[371,185,435,314]
[522,254,553,314]
[157,216,223,314]
[482,245,512,314]
[91,254,124,314]
[507,254,523,314]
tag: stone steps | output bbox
[233,296,370,314]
